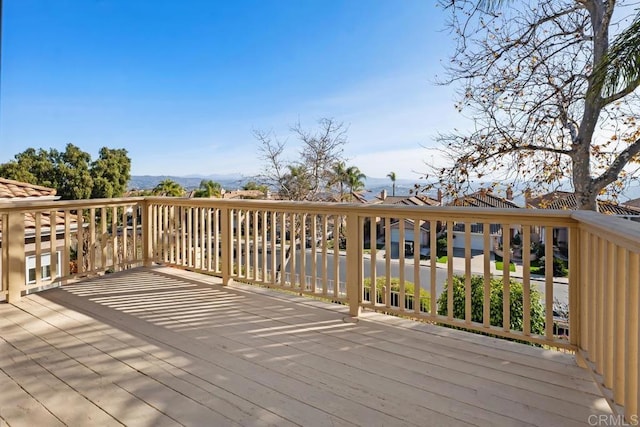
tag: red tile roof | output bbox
[372,194,440,206]
[0,178,69,230]
[528,191,640,216]
[0,178,57,199]
[449,190,520,209]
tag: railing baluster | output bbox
[522,225,531,336]
[502,223,511,332]
[464,221,471,325]
[625,251,639,416]
[311,214,317,293]
[332,214,339,298]
[614,246,627,405]
[300,213,306,290]
[370,216,378,307]
[385,216,391,307]
[398,217,405,310]
[483,222,490,328]
[430,219,437,316]
[321,214,328,296]
[568,225,579,346]
[543,225,553,340]
[35,212,42,285]
[49,209,58,283]
[446,221,453,320]
[604,241,615,388]
[596,235,605,373]
[413,219,420,314]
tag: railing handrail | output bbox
[572,210,640,252]
[0,197,146,213]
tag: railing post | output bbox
[569,224,579,347]
[142,199,154,268]
[221,206,231,286]
[6,211,26,303]
[346,211,361,317]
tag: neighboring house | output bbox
[623,197,640,211]
[0,178,67,289]
[526,191,640,251]
[368,190,441,255]
[527,190,640,218]
[370,189,441,207]
[447,189,521,250]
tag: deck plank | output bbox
[0,268,613,426]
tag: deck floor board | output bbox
[0,267,613,426]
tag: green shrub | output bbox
[436,237,448,257]
[437,275,545,335]
[537,257,568,277]
[363,277,431,312]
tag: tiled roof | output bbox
[0,178,57,199]
[372,194,440,206]
[0,178,69,231]
[529,191,640,216]
[449,191,520,209]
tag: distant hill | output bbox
[129,174,425,197]
[129,174,248,191]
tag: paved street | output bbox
[246,246,569,307]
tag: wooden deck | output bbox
[0,267,612,426]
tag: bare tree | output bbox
[433,1,640,209]
[292,118,348,199]
[255,118,349,201]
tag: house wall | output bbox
[452,231,487,251]
[390,228,429,246]
[0,238,67,293]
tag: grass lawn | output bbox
[495,261,516,272]
[437,255,448,263]
[529,265,543,275]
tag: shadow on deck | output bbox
[0,267,612,426]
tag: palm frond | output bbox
[596,13,640,98]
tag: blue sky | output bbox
[1,0,462,181]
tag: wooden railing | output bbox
[572,210,640,418]
[1,196,639,419]
[0,198,146,300]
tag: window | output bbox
[26,252,62,285]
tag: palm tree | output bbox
[194,179,222,198]
[152,179,185,197]
[282,165,311,201]
[387,171,397,197]
[346,166,366,200]
[331,161,348,201]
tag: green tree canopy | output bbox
[0,144,131,200]
[242,181,269,194]
[152,179,185,197]
[90,147,132,199]
[194,179,222,198]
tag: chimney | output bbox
[380,189,387,200]
[437,189,442,203]
[479,187,486,196]
[506,187,513,200]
